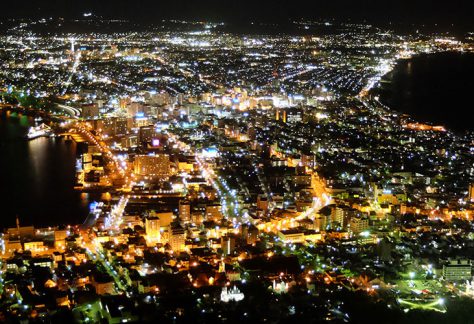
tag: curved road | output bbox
[56,103,80,118]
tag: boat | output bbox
[26,123,53,140]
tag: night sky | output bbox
[1,0,474,28]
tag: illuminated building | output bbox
[272,280,289,294]
[82,153,93,171]
[23,241,45,254]
[179,200,191,223]
[277,229,305,244]
[121,135,138,148]
[221,235,236,255]
[257,195,269,212]
[116,118,129,135]
[54,229,68,250]
[331,206,345,228]
[314,215,328,232]
[191,212,204,224]
[133,154,171,178]
[349,217,370,234]
[91,273,115,295]
[31,257,54,269]
[102,117,129,136]
[145,216,160,243]
[275,109,287,123]
[285,109,303,123]
[138,125,155,144]
[242,224,259,245]
[220,286,244,302]
[205,204,223,222]
[177,159,194,172]
[170,222,186,252]
[136,116,151,128]
[6,225,35,239]
[443,259,472,282]
[150,211,173,228]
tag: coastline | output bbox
[0,109,91,230]
[372,51,474,134]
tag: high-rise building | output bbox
[221,235,236,255]
[138,125,155,144]
[170,222,186,252]
[331,206,345,228]
[257,195,269,212]
[205,204,223,222]
[314,215,328,232]
[179,200,191,223]
[54,229,68,250]
[116,118,128,135]
[145,216,160,243]
[133,154,171,178]
[349,217,370,234]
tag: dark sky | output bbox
[2,0,474,28]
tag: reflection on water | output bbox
[0,110,93,229]
[28,137,49,194]
[406,61,412,74]
[19,114,29,127]
[80,192,94,210]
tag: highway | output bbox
[56,103,81,118]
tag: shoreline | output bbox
[373,52,474,134]
[0,110,92,230]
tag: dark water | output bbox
[378,51,474,133]
[0,110,91,229]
